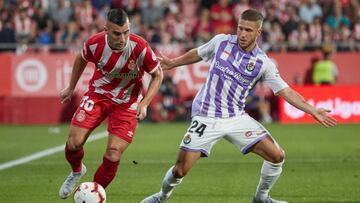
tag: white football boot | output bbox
[59,163,87,199]
[252,196,288,203]
[140,192,168,203]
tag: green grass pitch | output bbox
[0,123,359,203]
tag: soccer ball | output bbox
[73,182,106,203]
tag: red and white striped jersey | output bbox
[81,32,160,108]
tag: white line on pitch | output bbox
[0,131,108,171]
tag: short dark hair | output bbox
[107,8,129,26]
[240,9,264,25]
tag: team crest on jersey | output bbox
[246,61,255,72]
[76,110,86,122]
[128,60,137,70]
[183,134,191,144]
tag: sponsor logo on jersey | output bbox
[76,110,86,122]
[183,134,191,144]
[106,72,139,79]
[214,61,249,84]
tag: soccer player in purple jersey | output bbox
[141,9,337,203]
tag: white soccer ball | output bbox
[73,182,106,203]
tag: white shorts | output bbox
[179,114,275,157]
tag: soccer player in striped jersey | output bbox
[141,9,336,203]
[58,8,163,199]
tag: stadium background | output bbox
[0,0,359,202]
[0,0,360,124]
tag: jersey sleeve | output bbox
[142,44,160,74]
[262,59,289,95]
[81,39,94,63]
[197,34,226,62]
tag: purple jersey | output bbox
[192,34,288,118]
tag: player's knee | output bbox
[66,138,83,151]
[67,131,86,150]
[271,150,285,163]
[104,148,123,162]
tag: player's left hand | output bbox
[312,108,337,127]
[136,103,148,120]
[60,87,74,104]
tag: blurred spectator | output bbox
[210,0,235,34]
[74,0,95,30]
[268,21,285,52]
[282,5,299,41]
[342,0,359,23]
[303,56,320,85]
[61,21,79,46]
[180,0,199,41]
[141,0,163,28]
[0,19,16,51]
[151,74,186,122]
[263,3,280,24]
[322,23,333,46]
[155,21,186,56]
[51,0,74,26]
[0,0,359,53]
[308,16,322,49]
[91,0,111,11]
[14,6,35,44]
[123,0,141,16]
[33,7,52,31]
[352,18,360,50]
[299,0,322,24]
[128,12,142,35]
[172,12,188,42]
[232,0,250,19]
[33,6,54,48]
[326,1,351,31]
[312,45,338,85]
[194,8,213,45]
[245,82,273,124]
[336,23,353,51]
[37,26,53,47]
[288,21,310,51]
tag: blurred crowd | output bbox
[0,0,360,54]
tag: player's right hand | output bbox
[60,87,74,104]
[157,52,173,71]
[312,108,337,128]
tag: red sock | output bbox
[65,144,84,173]
[93,157,119,188]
